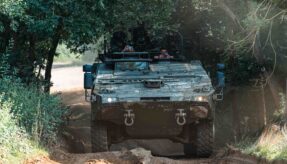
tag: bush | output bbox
[0,95,44,163]
[236,124,287,161]
[0,53,65,162]
[0,77,66,145]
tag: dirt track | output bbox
[44,65,266,164]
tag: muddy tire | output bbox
[184,121,214,157]
[196,121,213,157]
[91,120,109,152]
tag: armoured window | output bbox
[115,62,148,71]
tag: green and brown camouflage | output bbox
[85,28,220,157]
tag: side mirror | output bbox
[217,71,225,88]
[83,64,94,89]
[216,63,225,88]
[83,64,93,72]
[83,64,94,102]
[84,72,93,89]
[213,63,225,101]
[217,63,225,70]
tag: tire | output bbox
[91,120,109,152]
[184,121,214,157]
[196,121,214,157]
[183,125,197,157]
[183,143,196,157]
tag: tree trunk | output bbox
[44,18,63,93]
[27,34,36,83]
[0,13,12,53]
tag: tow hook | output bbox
[175,109,186,126]
[124,109,135,126]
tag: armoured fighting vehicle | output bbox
[83,27,224,157]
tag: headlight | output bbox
[107,97,113,103]
[106,97,117,103]
[185,96,208,102]
[195,96,203,101]
[195,96,208,102]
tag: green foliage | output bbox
[236,126,287,161]
[105,0,174,30]
[55,44,97,64]
[0,95,46,163]
[0,0,175,85]
[0,54,65,161]
[226,55,263,85]
[54,44,81,64]
[0,0,26,18]
[0,53,10,76]
[273,93,287,122]
[0,53,66,144]
[1,0,285,88]
[0,77,66,144]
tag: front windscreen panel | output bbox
[115,62,148,71]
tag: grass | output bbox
[0,96,47,163]
[236,124,287,161]
[0,77,66,145]
[235,92,287,161]
[0,54,65,163]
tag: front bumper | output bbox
[92,101,212,138]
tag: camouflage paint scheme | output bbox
[90,59,215,143]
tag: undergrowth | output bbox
[0,77,65,145]
[0,96,46,163]
[236,124,287,161]
[0,54,66,163]
[235,93,287,161]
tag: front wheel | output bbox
[196,121,214,157]
[91,120,109,152]
[184,121,214,157]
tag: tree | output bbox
[0,0,175,92]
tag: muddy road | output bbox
[48,64,267,163]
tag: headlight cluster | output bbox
[103,97,118,103]
[184,96,208,102]
[195,96,207,102]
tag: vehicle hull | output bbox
[91,100,212,138]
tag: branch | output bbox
[216,0,244,31]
